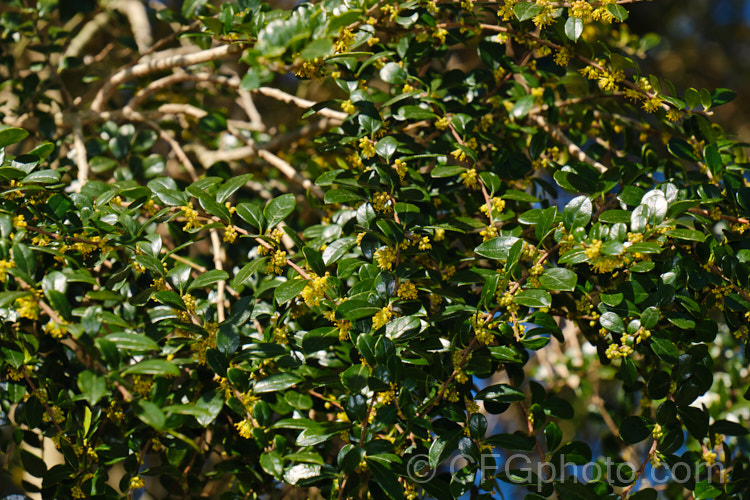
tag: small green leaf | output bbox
[189,270,229,291]
[260,451,285,478]
[694,481,722,500]
[514,289,552,308]
[539,268,577,292]
[134,400,166,431]
[666,228,706,242]
[236,202,264,231]
[620,416,650,444]
[254,373,303,393]
[375,136,399,162]
[122,359,180,377]
[563,196,592,231]
[379,62,407,85]
[275,279,309,305]
[605,3,628,21]
[651,337,679,363]
[513,2,543,21]
[599,312,625,333]
[667,138,699,161]
[324,188,362,204]
[264,194,296,228]
[475,383,525,403]
[564,16,583,40]
[77,370,107,406]
[104,332,159,352]
[0,127,30,148]
[475,236,520,261]
[216,173,253,203]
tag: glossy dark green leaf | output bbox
[264,193,296,228]
[514,289,552,308]
[275,278,308,305]
[562,196,592,231]
[539,268,576,292]
[188,270,229,291]
[254,373,303,393]
[619,416,650,444]
[77,370,107,406]
[236,202,264,231]
[475,383,525,403]
[475,236,520,261]
[0,127,29,148]
[514,2,543,21]
[564,16,583,40]
[122,360,180,377]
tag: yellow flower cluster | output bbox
[471,314,494,345]
[265,250,287,275]
[554,47,572,67]
[372,306,392,330]
[334,28,354,53]
[570,0,593,19]
[341,100,356,114]
[712,283,733,310]
[359,137,376,159]
[435,116,450,130]
[418,236,431,250]
[453,350,471,383]
[652,423,664,440]
[392,158,407,180]
[274,326,289,345]
[0,259,14,282]
[132,376,153,396]
[223,225,237,243]
[480,197,506,219]
[434,228,445,241]
[235,418,254,439]
[434,27,448,44]
[129,476,145,491]
[347,152,364,170]
[295,58,323,79]
[373,191,392,213]
[381,4,399,21]
[15,294,39,320]
[460,168,478,189]
[498,0,518,21]
[336,319,352,341]
[181,203,200,231]
[590,255,624,274]
[43,320,69,338]
[480,225,498,241]
[378,382,398,405]
[375,246,397,271]
[584,239,602,260]
[301,274,329,307]
[12,214,27,229]
[605,341,633,359]
[451,148,468,163]
[635,327,652,344]
[397,281,418,300]
[142,199,158,216]
[532,1,555,28]
[627,231,644,243]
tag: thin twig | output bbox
[72,115,89,191]
[92,44,243,111]
[209,229,226,322]
[533,115,608,173]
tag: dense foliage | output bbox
[1,0,749,498]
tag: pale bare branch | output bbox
[92,44,243,112]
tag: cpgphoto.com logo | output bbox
[406,453,724,486]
